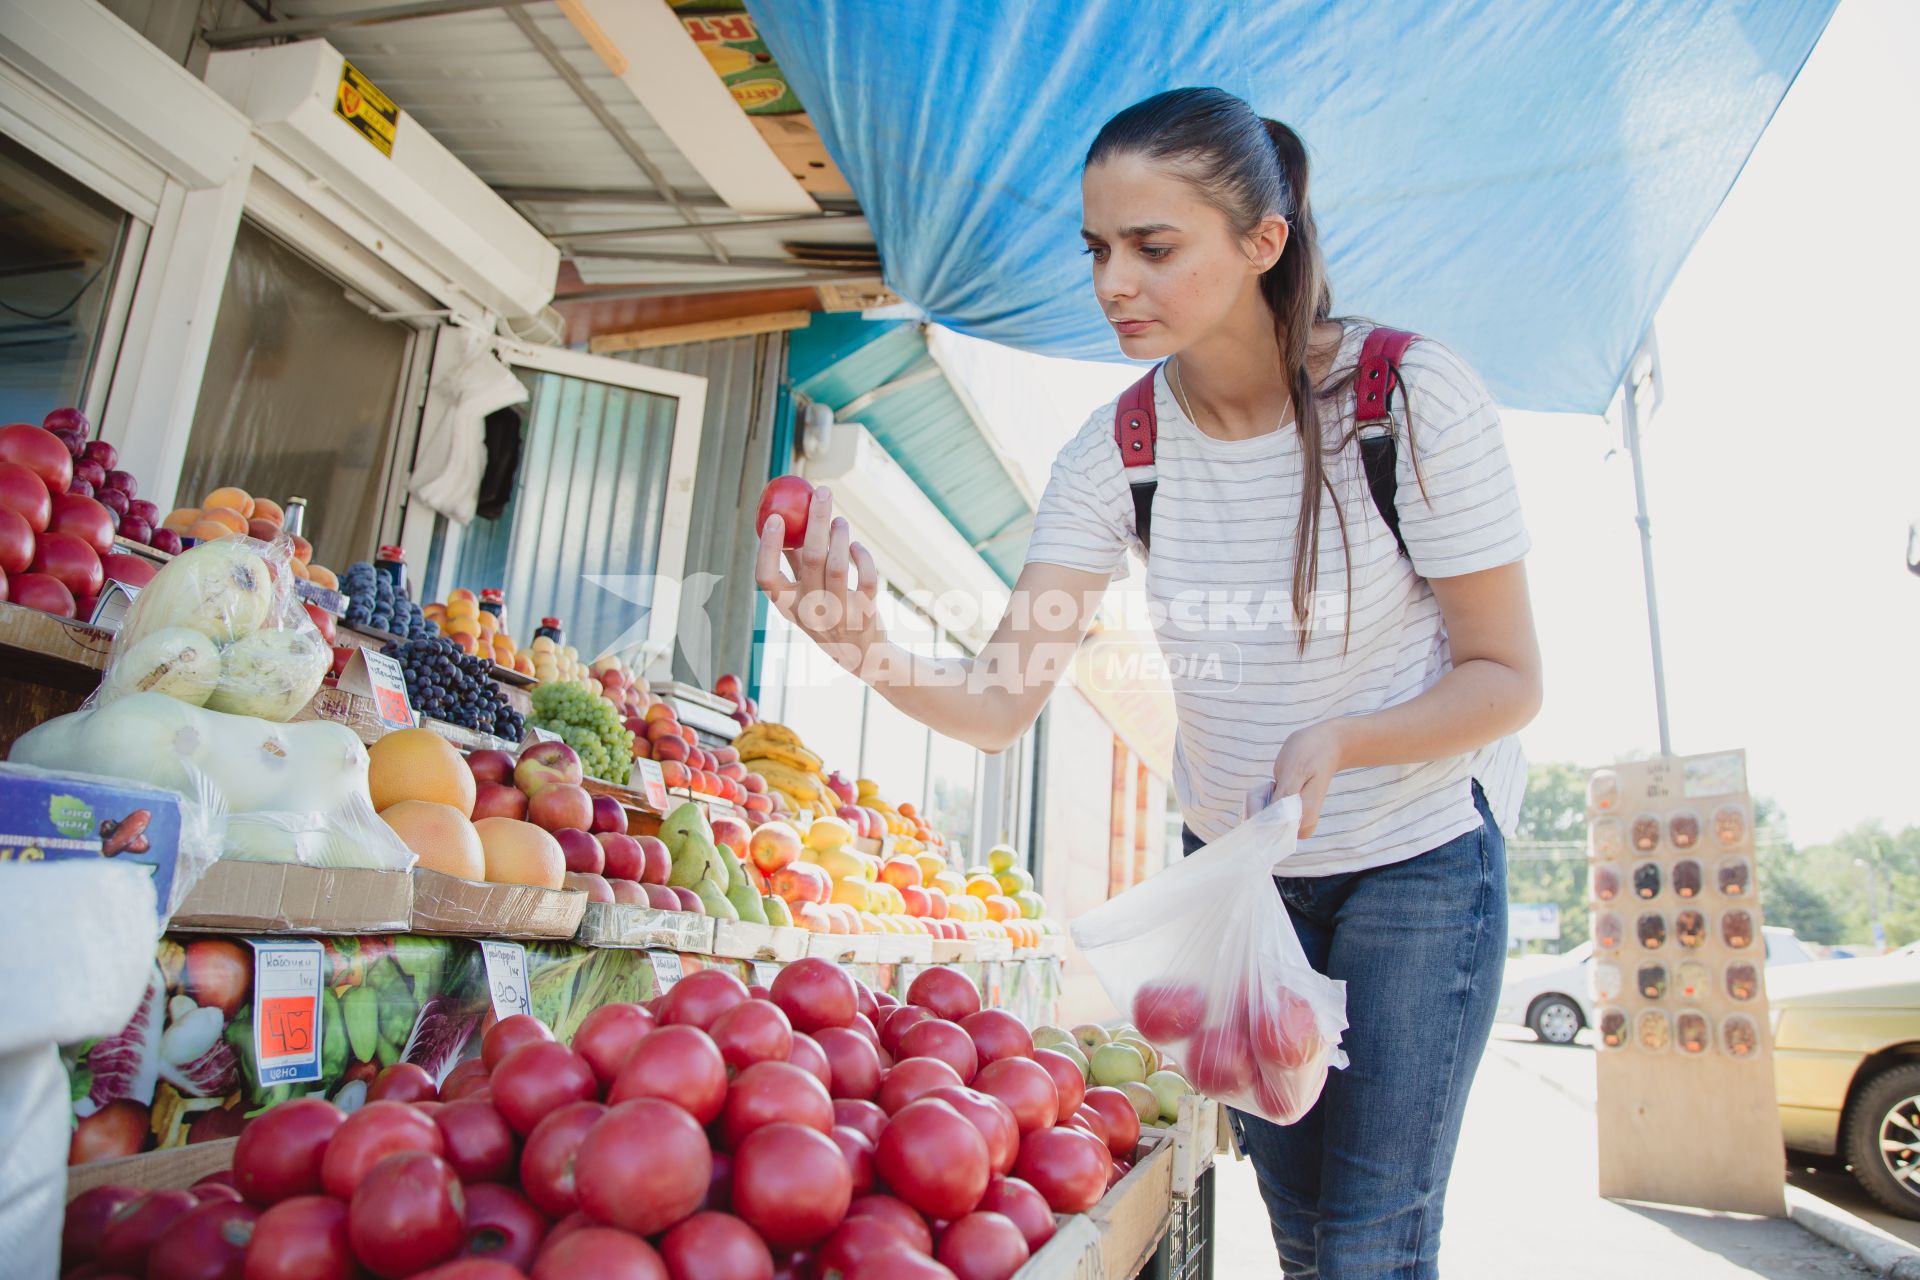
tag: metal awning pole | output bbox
[1620,329,1673,757]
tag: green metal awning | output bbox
[789,314,1032,585]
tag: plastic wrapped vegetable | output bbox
[94,534,330,722]
[11,693,412,872]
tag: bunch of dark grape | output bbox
[381,635,525,741]
[341,561,431,638]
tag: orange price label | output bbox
[635,759,668,811]
[249,938,324,1084]
[363,652,416,729]
[260,996,316,1057]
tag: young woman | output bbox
[757,87,1541,1278]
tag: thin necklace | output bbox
[1166,356,1292,436]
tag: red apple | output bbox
[0,423,72,493]
[596,832,642,881]
[824,771,856,807]
[757,474,815,549]
[636,836,672,885]
[0,462,50,533]
[671,887,703,914]
[642,884,680,911]
[714,673,741,701]
[555,827,605,875]
[710,814,750,860]
[528,783,593,833]
[590,794,626,835]
[516,740,583,795]
[473,782,528,821]
[747,822,802,875]
[610,878,647,905]
[302,602,336,644]
[468,749,516,787]
[566,871,615,903]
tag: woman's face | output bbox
[1081,153,1285,360]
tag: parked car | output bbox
[1497,926,1817,1046]
[1770,951,1920,1218]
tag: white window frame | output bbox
[415,342,709,675]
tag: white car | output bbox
[1497,926,1818,1045]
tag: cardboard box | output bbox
[66,1138,237,1198]
[709,919,808,962]
[1091,1130,1174,1280]
[0,765,187,919]
[290,685,387,745]
[172,861,411,932]
[576,900,716,952]
[409,868,587,939]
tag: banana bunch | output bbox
[736,721,824,774]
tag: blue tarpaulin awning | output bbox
[746,1,1838,415]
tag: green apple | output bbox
[1090,1042,1148,1087]
[1120,1080,1160,1123]
[1072,1023,1110,1055]
[1118,1036,1159,1074]
[1148,1070,1192,1122]
[1049,1041,1091,1081]
[1031,1025,1074,1052]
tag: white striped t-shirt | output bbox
[1026,321,1530,876]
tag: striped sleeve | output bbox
[1392,340,1531,579]
[1022,407,1136,579]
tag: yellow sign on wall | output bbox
[334,60,399,157]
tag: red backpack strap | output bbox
[1355,327,1419,428]
[1113,365,1161,551]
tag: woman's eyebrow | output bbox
[1081,223,1181,241]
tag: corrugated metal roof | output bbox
[790,314,1033,584]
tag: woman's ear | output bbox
[1247,214,1289,274]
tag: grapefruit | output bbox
[380,800,484,880]
[475,817,566,889]
[367,727,477,816]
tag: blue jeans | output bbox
[1180,780,1507,1280]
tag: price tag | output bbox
[479,941,532,1021]
[248,939,324,1085]
[88,580,140,632]
[634,758,669,811]
[526,725,563,746]
[752,961,781,989]
[362,651,417,729]
[652,952,684,993]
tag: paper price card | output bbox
[752,961,781,989]
[362,651,417,729]
[652,952,685,993]
[480,941,532,1021]
[249,939,324,1085]
[634,758,669,811]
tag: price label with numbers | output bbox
[479,941,532,1021]
[652,951,684,993]
[248,938,324,1085]
[634,758,669,811]
[362,651,417,729]
[752,961,781,989]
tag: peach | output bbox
[566,871,615,903]
[636,836,672,885]
[474,817,565,889]
[642,883,681,911]
[610,878,648,905]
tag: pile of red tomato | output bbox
[64,962,1147,1280]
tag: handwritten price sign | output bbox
[248,939,324,1084]
[480,941,532,1021]
[363,651,417,729]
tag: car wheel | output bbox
[1528,996,1582,1046]
[1843,1062,1920,1220]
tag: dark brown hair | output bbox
[1088,88,1404,646]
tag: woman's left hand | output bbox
[1273,720,1347,839]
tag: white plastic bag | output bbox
[1070,793,1348,1126]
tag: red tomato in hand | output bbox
[518,1100,607,1217]
[874,1099,990,1222]
[434,1099,518,1185]
[244,1194,354,1280]
[976,1177,1057,1253]
[609,1024,729,1125]
[936,1211,1031,1280]
[319,1101,444,1200]
[1012,1127,1110,1213]
[722,1060,834,1149]
[531,1227,668,1280]
[922,1086,1019,1178]
[659,1210,776,1280]
[731,1122,854,1249]
[233,1098,345,1206]
[461,1183,549,1272]
[147,1199,258,1280]
[490,1041,597,1135]
[814,1026,882,1100]
[769,957,858,1033]
[757,475,815,549]
[575,1099,712,1236]
[569,1002,656,1087]
[347,1152,465,1278]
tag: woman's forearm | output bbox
[852,635,1080,755]
[1334,658,1542,770]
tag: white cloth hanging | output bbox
[409,324,529,524]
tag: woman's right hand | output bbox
[754,484,889,676]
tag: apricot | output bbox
[162,508,201,533]
[185,520,234,541]
[288,534,312,565]
[248,517,282,541]
[201,506,248,535]
[307,565,339,591]
[203,487,254,519]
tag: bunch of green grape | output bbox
[529,681,634,785]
